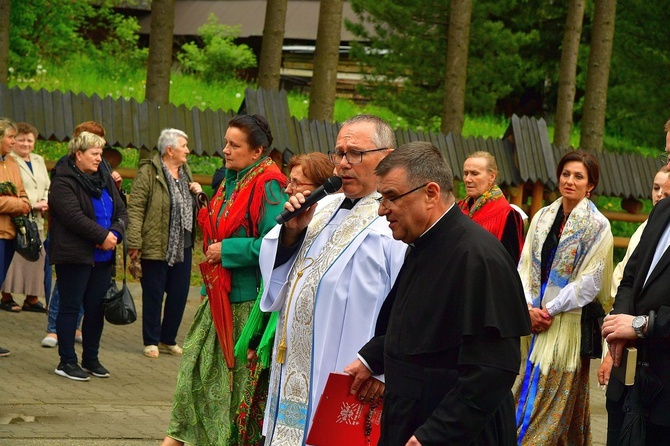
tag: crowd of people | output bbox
[2,112,670,445]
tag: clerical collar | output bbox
[339,197,360,210]
[417,202,454,240]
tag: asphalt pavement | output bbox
[0,283,608,445]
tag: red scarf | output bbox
[198,157,286,367]
[458,191,523,258]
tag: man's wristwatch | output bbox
[632,315,648,338]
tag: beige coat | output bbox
[10,151,50,238]
[1,152,50,296]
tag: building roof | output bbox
[138,1,369,42]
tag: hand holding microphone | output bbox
[276,176,343,225]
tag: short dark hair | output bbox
[556,150,600,189]
[228,114,273,156]
[375,141,453,195]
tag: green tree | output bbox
[347,0,547,130]
[177,13,256,84]
[8,0,93,74]
[580,0,617,152]
[0,0,9,84]
[440,0,472,134]
[258,0,288,90]
[145,0,175,104]
[606,0,670,149]
[553,0,585,150]
[308,0,345,121]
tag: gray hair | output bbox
[0,118,17,140]
[68,131,106,158]
[341,114,396,150]
[157,128,188,156]
[375,141,453,197]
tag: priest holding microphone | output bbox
[258,115,408,445]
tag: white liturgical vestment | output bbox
[259,192,406,445]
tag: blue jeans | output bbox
[140,248,191,346]
[0,238,15,286]
[46,281,84,334]
[55,262,112,364]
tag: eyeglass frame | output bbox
[286,179,316,189]
[375,183,429,208]
[328,147,389,165]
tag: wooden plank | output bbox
[181,105,196,153]
[51,90,68,141]
[0,84,10,117]
[61,91,75,140]
[12,86,29,124]
[101,95,115,144]
[40,88,56,140]
[91,93,104,124]
[190,107,203,155]
[32,88,49,139]
[157,102,169,132]
[298,118,312,154]
[147,102,161,152]
[313,120,329,154]
[203,108,218,156]
[136,99,151,151]
[74,92,93,127]
[116,97,131,148]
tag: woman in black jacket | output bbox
[49,131,128,381]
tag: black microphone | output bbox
[276,176,343,224]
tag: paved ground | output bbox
[0,283,608,445]
[0,283,198,445]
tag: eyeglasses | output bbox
[328,147,389,165]
[286,179,315,189]
[375,183,429,208]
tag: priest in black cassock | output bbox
[345,141,531,446]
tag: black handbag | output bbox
[14,212,42,262]
[102,239,137,325]
[580,299,606,358]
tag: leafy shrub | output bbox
[177,14,256,83]
[95,12,149,77]
[9,0,93,74]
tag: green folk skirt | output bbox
[166,298,253,446]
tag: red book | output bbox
[307,373,383,446]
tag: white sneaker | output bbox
[41,335,58,348]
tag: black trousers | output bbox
[139,248,191,346]
[55,262,112,365]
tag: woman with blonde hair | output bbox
[49,131,128,380]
